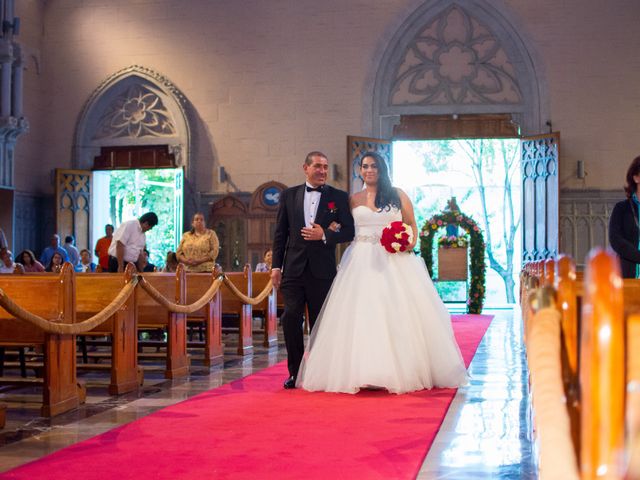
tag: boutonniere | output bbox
[327,201,337,213]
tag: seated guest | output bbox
[0,249,24,274]
[176,212,220,272]
[63,235,80,267]
[76,249,97,272]
[94,224,114,272]
[17,250,45,272]
[255,249,273,272]
[163,251,178,272]
[40,234,69,266]
[46,252,65,273]
[138,248,156,272]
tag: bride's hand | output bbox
[328,221,341,232]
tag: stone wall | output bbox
[11,0,637,197]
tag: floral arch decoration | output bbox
[420,200,486,314]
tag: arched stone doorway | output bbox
[362,1,556,299]
[67,66,195,257]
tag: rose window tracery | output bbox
[93,85,177,139]
[389,5,523,106]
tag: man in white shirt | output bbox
[107,212,159,272]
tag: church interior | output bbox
[0,0,639,478]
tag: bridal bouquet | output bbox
[380,221,413,253]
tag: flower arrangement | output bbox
[420,203,486,314]
[380,221,413,253]
[327,201,337,213]
[437,235,469,249]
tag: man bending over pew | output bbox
[108,212,159,273]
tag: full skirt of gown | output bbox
[296,206,469,394]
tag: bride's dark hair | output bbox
[360,151,401,211]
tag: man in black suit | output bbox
[271,151,355,389]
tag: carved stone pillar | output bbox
[0,0,28,189]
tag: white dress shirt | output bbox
[304,183,322,228]
[108,219,146,262]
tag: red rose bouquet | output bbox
[380,221,413,253]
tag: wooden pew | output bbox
[75,264,141,394]
[136,266,189,378]
[251,271,277,348]
[526,250,640,479]
[0,264,83,417]
[220,265,253,356]
[185,272,223,367]
[577,249,625,478]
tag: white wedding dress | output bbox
[296,205,469,394]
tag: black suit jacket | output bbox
[609,199,640,278]
[272,184,354,279]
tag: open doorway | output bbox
[93,167,183,268]
[392,139,521,307]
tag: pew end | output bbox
[185,271,223,367]
[0,264,81,417]
[220,265,253,356]
[136,267,190,379]
[75,264,140,395]
[251,272,278,349]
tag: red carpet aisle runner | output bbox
[1,315,492,480]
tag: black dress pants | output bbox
[279,263,333,378]
[108,256,138,272]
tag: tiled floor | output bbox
[419,309,537,479]
[0,309,537,478]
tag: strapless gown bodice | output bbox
[352,205,402,240]
[296,206,468,394]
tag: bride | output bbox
[296,151,468,394]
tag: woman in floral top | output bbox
[176,212,220,272]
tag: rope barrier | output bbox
[221,276,274,306]
[137,274,225,314]
[136,274,274,312]
[0,273,275,331]
[0,277,138,335]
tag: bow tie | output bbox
[306,185,324,193]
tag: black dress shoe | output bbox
[283,376,296,389]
